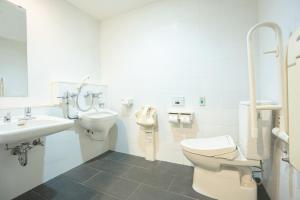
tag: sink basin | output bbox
[0,115,74,144]
[78,109,118,140]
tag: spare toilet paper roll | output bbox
[180,115,192,125]
[168,114,179,123]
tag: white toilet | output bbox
[181,102,272,200]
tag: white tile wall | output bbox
[99,0,257,164]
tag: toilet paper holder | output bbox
[168,110,194,124]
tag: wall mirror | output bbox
[0,0,28,97]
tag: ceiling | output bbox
[65,0,161,20]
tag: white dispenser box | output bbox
[168,109,194,126]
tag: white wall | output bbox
[0,37,28,97]
[99,0,257,164]
[257,0,300,199]
[0,1,108,200]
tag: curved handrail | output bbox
[246,22,287,138]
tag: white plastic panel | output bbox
[239,103,272,160]
[288,28,300,171]
[288,62,300,171]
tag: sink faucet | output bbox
[3,112,11,122]
[24,107,32,119]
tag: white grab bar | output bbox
[247,22,288,138]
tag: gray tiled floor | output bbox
[14,151,270,200]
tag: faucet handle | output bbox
[3,112,11,122]
[24,107,31,117]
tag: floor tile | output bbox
[105,151,160,169]
[16,151,271,200]
[64,164,99,183]
[103,151,132,162]
[121,166,175,189]
[13,190,47,200]
[169,176,214,200]
[258,184,271,200]
[89,193,119,200]
[157,161,194,178]
[84,171,139,199]
[87,158,131,176]
[128,184,195,200]
[33,175,98,200]
[121,166,149,182]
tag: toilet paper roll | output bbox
[168,114,179,124]
[180,114,192,125]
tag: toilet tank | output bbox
[238,102,273,160]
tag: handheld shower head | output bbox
[77,75,90,90]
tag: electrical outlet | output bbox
[199,97,206,106]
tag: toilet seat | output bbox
[181,135,237,158]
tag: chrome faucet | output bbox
[3,112,11,122]
[24,107,32,119]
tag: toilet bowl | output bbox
[181,103,273,200]
[181,135,259,200]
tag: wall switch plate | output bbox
[172,97,185,106]
[199,97,206,106]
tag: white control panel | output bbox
[172,97,185,106]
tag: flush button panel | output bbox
[172,97,185,106]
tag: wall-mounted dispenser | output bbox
[168,109,194,126]
[121,98,133,107]
[135,105,157,161]
[168,113,179,124]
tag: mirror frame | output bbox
[0,0,28,99]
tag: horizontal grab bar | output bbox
[256,105,282,110]
[263,49,277,54]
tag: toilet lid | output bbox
[181,135,237,156]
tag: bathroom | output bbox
[0,0,300,199]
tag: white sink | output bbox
[0,115,74,144]
[78,109,118,140]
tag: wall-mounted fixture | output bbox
[199,97,206,106]
[0,108,73,166]
[287,27,300,171]
[246,22,288,141]
[0,78,4,97]
[172,96,185,106]
[135,106,157,161]
[53,80,118,141]
[121,97,133,107]
[168,109,194,126]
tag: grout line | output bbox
[93,189,123,200]
[82,163,102,171]
[166,175,176,191]
[81,170,104,185]
[79,169,141,199]
[96,191,123,200]
[139,181,200,200]
[126,183,142,200]
[166,187,200,200]
[78,174,123,200]
[30,190,50,200]
[85,164,102,171]
[119,165,133,178]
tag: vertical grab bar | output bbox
[0,78,4,97]
[246,22,288,138]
